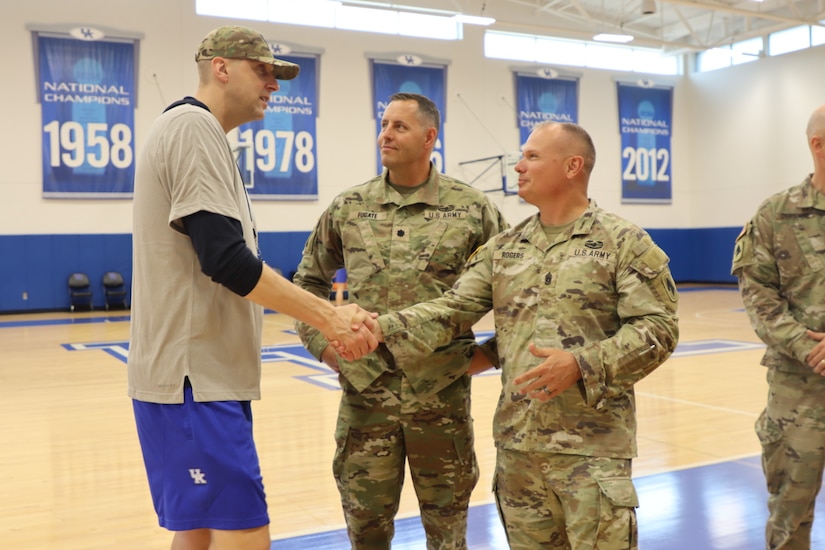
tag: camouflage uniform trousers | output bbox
[757,368,825,550]
[332,367,479,550]
[493,448,638,550]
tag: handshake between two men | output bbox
[322,303,382,362]
[317,302,584,404]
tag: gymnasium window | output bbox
[769,25,813,56]
[813,24,825,46]
[696,22,825,73]
[696,38,762,72]
[484,31,680,76]
[196,0,464,40]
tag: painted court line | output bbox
[635,391,759,418]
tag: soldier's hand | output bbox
[369,318,385,343]
[513,343,581,401]
[466,348,494,375]
[325,304,378,360]
[805,330,825,375]
[321,346,341,373]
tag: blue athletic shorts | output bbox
[132,381,269,531]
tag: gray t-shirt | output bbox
[128,104,263,404]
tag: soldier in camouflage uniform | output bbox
[373,121,679,549]
[732,105,825,550]
[293,93,508,550]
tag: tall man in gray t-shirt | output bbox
[129,25,377,550]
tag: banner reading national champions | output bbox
[235,51,320,200]
[371,58,446,174]
[37,31,137,198]
[617,81,673,204]
[515,71,579,145]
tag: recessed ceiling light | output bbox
[451,14,496,26]
[593,33,634,43]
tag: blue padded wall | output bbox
[0,234,134,312]
[258,231,312,279]
[0,227,742,313]
[647,226,741,285]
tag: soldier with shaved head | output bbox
[372,121,680,549]
[733,105,825,549]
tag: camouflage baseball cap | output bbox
[195,25,299,80]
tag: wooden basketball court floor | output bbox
[2,285,824,549]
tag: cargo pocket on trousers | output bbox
[331,424,351,484]
[449,428,480,495]
[597,477,639,549]
[598,477,639,509]
[755,409,783,447]
[755,410,784,495]
[491,471,512,547]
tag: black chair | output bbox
[102,271,128,310]
[68,272,93,311]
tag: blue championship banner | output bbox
[37,33,136,198]
[372,59,446,174]
[515,72,578,145]
[617,82,673,204]
[236,53,319,200]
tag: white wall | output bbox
[686,46,824,228]
[1,0,821,236]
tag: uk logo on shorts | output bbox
[189,468,207,484]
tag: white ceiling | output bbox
[372,0,825,53]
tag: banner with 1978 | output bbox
[234,52,319,200]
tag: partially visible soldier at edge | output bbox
[732,104,825,550]
[292,92,509,549]
[373,121,679,549]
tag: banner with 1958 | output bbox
[38,34,136,198]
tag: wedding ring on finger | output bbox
[542,386,551,395]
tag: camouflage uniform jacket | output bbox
[293,165,508,395]
[732,176,825,374]
[379,201,679,458]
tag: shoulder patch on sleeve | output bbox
[630,243,677,303]
[631,244,669,279]
[731,222,753,273]
[661,272,678,303]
